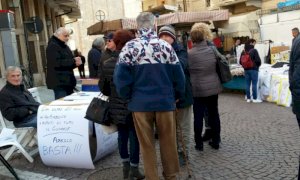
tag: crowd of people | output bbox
[0,11,299,180]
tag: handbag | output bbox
[84,93,111,125]
[210,46,232,83]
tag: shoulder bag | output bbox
[84,93,111,125]
[210,46,232,83]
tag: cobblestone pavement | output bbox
[0,88,299,180]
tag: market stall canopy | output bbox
[220,11,259,37]
[87,10,229,35]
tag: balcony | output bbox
[218,0,261,8]
[47,0,81,19]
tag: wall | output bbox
[259,10,300,47]
[261,0,285,10]
[69,0,142,59]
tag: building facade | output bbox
[0,0,80,87]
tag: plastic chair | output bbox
[0,128,33,163]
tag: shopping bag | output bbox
[210,46,232,83]
[85,94,111,125]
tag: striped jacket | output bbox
[113,28,185,112]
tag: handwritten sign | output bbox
[38,105,94,169]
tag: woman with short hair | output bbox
[188,23,223,150]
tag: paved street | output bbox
[0,87,299,180]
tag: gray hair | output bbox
[136,12,155,29]
[5,66,22,78]
[292,27,299,33]
[92,37,105,50]
[54,27,69,37]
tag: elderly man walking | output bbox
[114,12,185,180]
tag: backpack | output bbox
[240,50,254,69]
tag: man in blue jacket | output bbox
[114,12,185,180]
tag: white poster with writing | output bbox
[93,123,118,162]
[38,105,94,169]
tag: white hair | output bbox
[136,12,155,29]
[5,66,22,78]
[54,27,69,37]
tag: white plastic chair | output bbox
[0,128,34,163]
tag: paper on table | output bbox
[64,92,100,101]
[49,99,92,106]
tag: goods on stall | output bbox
[270,46,290,64]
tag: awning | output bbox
[220,11,259,36]
[145,4,178,14]
[87,10,229,35]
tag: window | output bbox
[206,0,211,7]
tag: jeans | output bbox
[14,114,37,128]
[245,70,258,100]
[53,86,74,100]
[193,95,221,147]
[117,116,140,165]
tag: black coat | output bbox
[0,82,40,123]
[98,49,131,125]
[172,41,193,108]
[46,36,77,89]
[289,36,300,115]
[88,47,102,78]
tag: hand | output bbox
[74,57,82,66]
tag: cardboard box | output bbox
[81,79,100,92]
[81,79,99,85]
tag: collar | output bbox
[137,28,157,40]
[6,81,25,91]
[51,35,67,47]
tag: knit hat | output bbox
[158,25,176,40]
[104,32,114,40]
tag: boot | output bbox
[123,162,130,179]
[129,166,145,180]
[202,128,212,142]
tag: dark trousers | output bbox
[78,66,85,78]
[117,117,140,165]
[193,95,221,147]
[53,86,74,100]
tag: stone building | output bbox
[0,0,80,87]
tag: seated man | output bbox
[0,66,40,128]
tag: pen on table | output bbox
[63,99,74,101]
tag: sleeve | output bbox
[113,46,134,100]
[252,49,261,67]
[170,49,186,100]
[46,46,76,70]
[0,94,30,122]
[177,46,188,70]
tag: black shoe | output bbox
[208,141,219,150]
[195,144,203,151]
[202,129,212,141]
